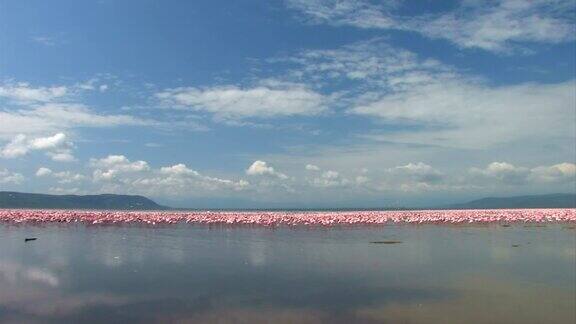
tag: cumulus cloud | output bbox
[305,164,320,171]
[470,162,576,185]
[471,162,530,184]
[147,163,249,193]
[530,163,576,183]
[0,168,24,184]
[0,133,75,161]
[160,163,200,176]
[308,169,351,187]
[88,155,249,196]
[365,162,447,192]
[246,160,288,179]
[322,170,339,179]
[0,135,29,158]
[35,167,53,177]
[156,83,327,121]
[29,133,67,150]
[285,0,576,52]
[391,162,444,184]
[36,167,85,184]
[301,162,447,191]
[261,38,574,191]
[90,155,150,181]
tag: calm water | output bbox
[0,223,574,324]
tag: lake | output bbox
[0,223,574,323]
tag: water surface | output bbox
[0,224,574,323]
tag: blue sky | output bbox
[0,0,575,208]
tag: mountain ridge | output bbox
[0,191,574,210]
[445,193,576,209]
[0,191,169,210]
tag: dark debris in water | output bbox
[24,238,37,242]
[370,240,402,244]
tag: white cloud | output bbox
[0,133,75,161]
[0,83,68,103]
[160,163,195,175]
[246,160,288,179]
[278,39,575,150]
[307,169,350,188]
[530,163,576,183]
[264,38,574,189]
[322,170,339,179]
[0,135,29,158]
[301,162,446,191]
[90,155,150,181]
[271,38,574,150]
[0,168,24,184]
[36,167,53,177]
[0,103,149,139]
[48,151,76,162]
[88,156,249,196]
[275,38,451,86]
[27,103,147,128]
[156,83,328,121]
[471,162,531,184]
[392,162,444,184]
[151,163,249,192]
[31,36,58,46]
[357,162,448,192]
[55,172,86,184]
[285,0,576,52]
[286,0,398,29]
[420,0,576,52]
[29,133,67,150]
[0,80,155,140]
[36,167,85,184]
[305,164,320,171]
[352,79,575,149]
[470,161,576,185]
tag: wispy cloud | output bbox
[271,38,575,149]
[285,0,576,53]
[31,35,59,46]
[156,82,328,121]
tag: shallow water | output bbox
[0,224,574,323]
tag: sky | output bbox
[0,0,575,208]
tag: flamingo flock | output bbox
[0,208,574,226]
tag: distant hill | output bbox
[1,191,574,211]
[0,191,169,210]
[446,193,576,209]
